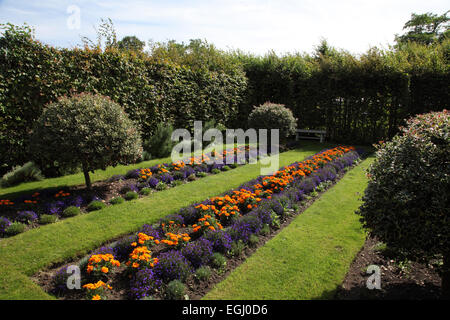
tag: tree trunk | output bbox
[82,163,92,191]
[443,252,450,299]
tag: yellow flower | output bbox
[92,295,101,300]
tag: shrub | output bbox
[221,165,231,171]
[125,169,140,180]
[173,171,185,181]
[357,110,450,297]
[228,214,262,243]
[126,246,158,271]
[0,217,12,235]
[124,191,139,201]
[87,200,106,212]
[120,184,138,194]
[153,250,192,283]
[229,240,246,257]
[39,214,57,225]
[192,214,223,238]
[178,206,200,225]
[143,122,175,159]
[61,206,81,218]
[181,238,214,269]
[260,223,270,235]
[139,188,151,196]
[248,234,259,247]
[211,168,221,174]
[110,197,125,205]
[195,266,212,281]
[111,235,135,261]
[129,268,162,300]
[196,172,207,178]
[159,214,184,233]
[0,161,44,188]
[30,93,142,190]
[156,181,168,191]
[172,180,184,187]
[67,195,84,208]
[203,230,233,254]
[248,102,297,138]
[5,222,26,236]
[210,252,227,269]
[52,266,71,296]
[166,280,186,300]
[16,210,38,223]
[187,173,197,181]
[86,253,120,279]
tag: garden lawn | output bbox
[0,143,253,199]
[0,141,327,300]
[203,156,374,300]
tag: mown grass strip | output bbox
[0,142,327,300]
[0,143,254,198]
[203,156,374,300]
[0,156,171,198]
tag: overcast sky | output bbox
[0,0,448,55]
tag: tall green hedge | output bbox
[1,24,448,175]
[0,24,247,175]
[234,42,449,144]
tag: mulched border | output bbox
[335,235,443,300]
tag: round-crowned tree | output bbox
[30,93,143,190]
[248,102,297,139]
[357,110,449,297]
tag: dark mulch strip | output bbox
[335,235,443,300]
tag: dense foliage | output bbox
[1,22,449,175]
[248,102,297,138]
[395,11,449,46]
[0,24,247,176]
[357,110,450,296]
[235,41,449,143]
[29,93,143,189]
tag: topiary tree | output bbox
[357,110,449,297]
[248,102,297,139]
[30,93,142,190]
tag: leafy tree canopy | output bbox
[395,11,449,46]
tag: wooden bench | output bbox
[295,129,327,143]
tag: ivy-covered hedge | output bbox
[0,25,247,175]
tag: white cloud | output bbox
[0,0,448,55]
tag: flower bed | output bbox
[0,146,253,238]
[34,145,364,300]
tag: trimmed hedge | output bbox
[234,42,449,144]
[1,24,448,175]
[0,24,247,176]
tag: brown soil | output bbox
[336,235,443,300]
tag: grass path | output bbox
[203,156,374,300]
[0,142,326,300]
[0,156,171,198]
